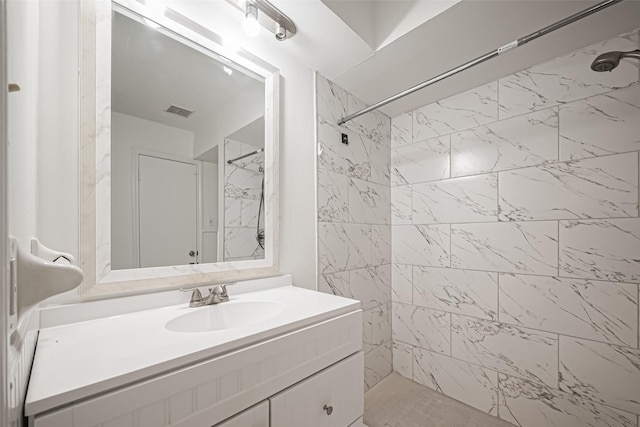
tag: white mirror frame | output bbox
[79,0,279,298]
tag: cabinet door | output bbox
[270,352,364,427]
[214,401,269,427]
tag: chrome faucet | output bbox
[180,282,236,307]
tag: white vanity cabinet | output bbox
[28,308,363,427]
[269,352,363,427]
[214,401,269,427]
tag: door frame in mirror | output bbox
[79,0,280,298]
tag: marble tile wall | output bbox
[316,74,392,391]
[391,29,640,427]
[224,140,265,262]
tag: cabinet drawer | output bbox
[270,352,364,427]
[214,401,268,427]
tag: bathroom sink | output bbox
[165,301,285,333]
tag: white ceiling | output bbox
[270,0,640,118]
[111,11,264,137]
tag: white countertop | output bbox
[25,285,360,416]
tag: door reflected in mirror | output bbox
[111,9,266,270]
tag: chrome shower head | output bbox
[591,49,640,72]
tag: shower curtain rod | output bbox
[227,147,264,165]
[337,0,624,126]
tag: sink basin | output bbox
[165,301,285,333]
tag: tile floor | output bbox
[364,373,514,427]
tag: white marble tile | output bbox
[345,93,391,147]
[414,347,499,416]
[362,308,373,353]
[318,116,371,180]
[391,185,412,225]
[241,199,261,228]
[499,153,638,221]
[392,224,450,267]
[451,108,558,177]
[499,374,637,427]
[500,274,638,347]
[451,222,558,275]
[318,169,349,222]
[413,174,498,224]
[349,178,390,225]
[318,223,371,274]
[391,136,450,186]
[391,112,412,148]
[560,85,640,161]
[559,218,640,282]
[318,271,350,298]
[391,263,412,304]
[365,341,392,391]
[413,267,498,320]
[372,303,392,346]
[224,198,242,227]
[224,166,262,200]
[223,228,264,261]
[559,337,640,415]
[370,137,391,185]
[452,315,558,387]
[316,73,349,123]
[413,82,498,141]
[371,225,391,265]
[392,302,451,354]
[350,265,391,310]
[499,31,640,119]
[393,341,413,379]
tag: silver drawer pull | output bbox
[323,404,333,416]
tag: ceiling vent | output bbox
[165,105,194,118]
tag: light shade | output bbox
[243,3,260,37]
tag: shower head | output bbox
[591,49,640,72]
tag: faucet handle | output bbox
[180,288,203,307]
[220,282,236,299]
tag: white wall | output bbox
[7,0,39,252]
[36,0,80,260]
[111,112,195,269]
[4,1,78,425]
[194,84,264,158]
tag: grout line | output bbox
[396,299,635,348]
[404,83,638,147]
[359,262,634,285]
[391,215,635,227]
[392,149,640,189]
[637,284,639,350]
[409,343,565,392]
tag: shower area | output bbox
[224,139,266,262]
[316,13,640,427]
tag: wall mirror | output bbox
[80,0,279,297]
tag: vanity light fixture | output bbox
[227,0,297,41]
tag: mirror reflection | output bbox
[111,9,266,270]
